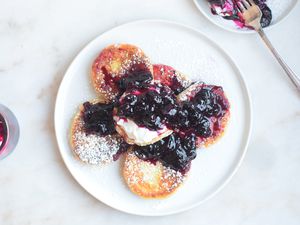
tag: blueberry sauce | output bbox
[0,114,7,151]
[208,0,272,28]
[82,102,116,135]
[153,65,187,95]
[117,84,178,131]
[117,83,229,140]
[81,63,229,172]
[259,2,272,28]
[117,63,152,93]
[179,85,230,137]
[117,70,152,92]
[170,76,187,95]
[133,133,197,173]
[113,141,131,161]
[100,63,153,97]
[81,102,131,160]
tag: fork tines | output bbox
[236,0,256,13]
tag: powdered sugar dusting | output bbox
[74,131,121,165]
[139,162,160,184]
[187,55,221,84]
[154,64,192,89]
[124,152,186,196]
[177,83,203,102]
[122,52,151,75]
[162,167,186,192]
[124,152,160,185]
[72,116,124,165]
[152,39,223,85]
[73,131,123,165]
[174,70,192,88]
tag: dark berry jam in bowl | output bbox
[0,104,20,160]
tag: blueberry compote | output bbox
[113,141,131,161]
[82,63,229,171]
[117,83,229,139]
[81,101,130,160]
[117,84,178,131]
[117,64,153,93]
[208,0,272,28]
[169,76,187,95]
[179,85,230,138]
[101,62,153,97]
[153,65,187,95]
[82,102,116,135]
[133,133,197,173]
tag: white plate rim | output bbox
[193,0,298,34]
[54,19,253,216]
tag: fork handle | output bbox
[257,28,300,92]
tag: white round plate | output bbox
[193,0,297,34]
[55,20,252,216]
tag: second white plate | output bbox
[55,20,252,216]
[193,0,297,34]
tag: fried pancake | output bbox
[70,101,125,165]
[153,64,191,94]
[91,44,153,102]
[123,151,187,198]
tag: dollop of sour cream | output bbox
[211,2,233,17]
[114,116,171,145]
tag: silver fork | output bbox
[237,0,300,92]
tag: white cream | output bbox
[114,116,171,145]
[213,5,231,16]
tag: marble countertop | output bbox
[1,0,300,224]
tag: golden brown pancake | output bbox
[123,151,186,198]
[70,101,125,165]
[91,44,153,102]
[153,64,191,94]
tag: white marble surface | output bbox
[0,0,300,224]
